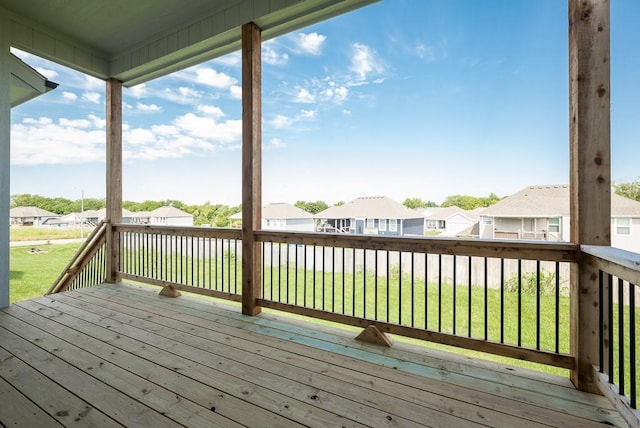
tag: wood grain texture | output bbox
[106,78,123,283]
[568,0,611,393]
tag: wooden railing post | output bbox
[569,0,611,393]
[241,22,262,315]
[106,78,123,283]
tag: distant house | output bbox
[148,206,194,226]
[81,208,137,225]
[9,206,60,227]
[479,184,640,252]
[316,196,425,237]
[229,203,315,231]
[420,206,480,237]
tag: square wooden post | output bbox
[569,0,610,393]
[105,78,123,283]
[0,15,10,307]
[241,22,263,316]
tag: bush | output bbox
[504,270,561,295]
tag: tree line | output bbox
[11,179,640,227]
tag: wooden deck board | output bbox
[0,283,629,428]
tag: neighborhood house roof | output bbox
[481,185,640,217]
[317,196,424,220]
[423,206,473,221]
[150,206,193,218]
[229,203,313,221]
[9,206,59,218]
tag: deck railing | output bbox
[113,224,242,302]
[256,231,577,369]
[582,245,640,426]
[47,221,107,294]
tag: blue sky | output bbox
[9,0,639,206]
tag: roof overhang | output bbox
[9,52,58,107]
[1,0,377,87]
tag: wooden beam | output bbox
[105,78,123,283]
[568,0,610,393]
[0,15,10,307]
[241,22,262,316]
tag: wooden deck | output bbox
[0,283,628,427]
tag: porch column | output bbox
[569,0,610,393]
[0,14,10,307]
[241,22,262,316]
[105,78,123,283]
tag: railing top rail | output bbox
[582,244,640,286]
[113,223,242,240]
[255,230,579,262]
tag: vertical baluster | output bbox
[363,249,367,319]
[599,270,604,373]
[500,258,505,344]
[425,252,429,330]
[517,259,522,347]
[438,254,442,332]
[398,252,402,324]
[468,256,472,338]
[453,255,457,335]
[386,250,390,323]
[331,246,335,312]
[536,260,541,350]
[375,250,378,321]
[411,252,415,327]
[556,261,561,354]
[484,257,488,341]
[618,278,625,396]
[608,274,614,382]
[630,282,636,409]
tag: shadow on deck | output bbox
[0,283,628,427]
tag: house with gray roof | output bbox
[230,202,315,231]
[420,206,480,237]
[9,206,61,227]
[316,196,425,237]
[149,206,194,226]
[479,184,640,252]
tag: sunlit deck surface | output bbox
[0,283,627,427]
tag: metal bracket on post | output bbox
[355,325,393,347]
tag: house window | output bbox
[523,218,535,232]
[389,219,398,232]
[426,220,437,230]
[379,219,386,231]
[548,217,560,233]
[615,218,631,235]
[366,218,375,229]
[482,216,493,225]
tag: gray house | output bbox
[316,196,425,237]
[479,184,640,253]
[230,202,315,231]
[9,206,60,227]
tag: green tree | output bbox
[295,200,329,214]
[614,179,640,202]
[441,193,501,210]
[403,197,437,209]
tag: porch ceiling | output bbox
[0,0,376,86]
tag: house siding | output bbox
[284,218,315,232]
[611,217,640,253]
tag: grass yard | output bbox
[9,242,82,303]
[10,227,87,241]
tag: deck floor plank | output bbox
[83,284,625,427]
[39,293,434,428]
[0,283,629,428]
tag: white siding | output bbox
[611,217,640,253]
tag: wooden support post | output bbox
[241,22,263,316]
[569,0,610,394]
[355,325,393,347]
[0,15,10,308]
[105,78,123,283]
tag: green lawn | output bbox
[10,227,86,241]
[9,243,82,303]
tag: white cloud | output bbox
[83,75,104,91]
[82,91,102,104]
[300,110,316,119]
[263,44,289,65]
[158,87,202,104]
[59,118,91,128]
[62,91,78,101]
[350,43,384,81]
[294,88,315,103]
[136,102,161,112]
[151,125,179,136]
[334,86,348,103]
[229,85,242,100]
[88,114,105,129]
[269,114,293,129]
[35,67,58,80]
[193,67,237,89]
[197,105,225,118]
[174,113,241,143]
[296,32,326,55]
[126,128,156,145]
[269,137,285,148]
[128,84,148,98]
